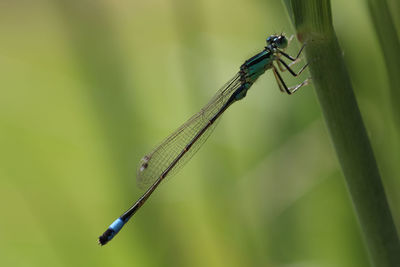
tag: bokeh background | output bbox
[1,0,399,266]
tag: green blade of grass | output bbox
[283,1,400,266]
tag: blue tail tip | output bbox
[98,218,125,246]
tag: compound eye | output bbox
[266,35,277,45]
[277,36,288,48]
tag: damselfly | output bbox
[98,34,309,245]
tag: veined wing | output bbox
[136,73,242,189]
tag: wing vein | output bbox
[136,73,242,189]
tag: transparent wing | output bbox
[136,73,242,189]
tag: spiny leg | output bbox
[272,65,310,95]
[290,78,311,94]
[278,43,306,62]
[272,66,287,93]
[278,58,309,77]
[276,56,303,72]
[272,65,292,95]
[276,41,307,73]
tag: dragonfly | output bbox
[98,34,309,245]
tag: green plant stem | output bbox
[367,0,400,128]
[283,1,400,266]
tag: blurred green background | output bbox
[1,0,399,266]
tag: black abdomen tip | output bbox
[98,229,114,246]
